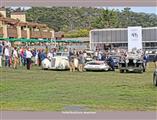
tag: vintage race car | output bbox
[42,52,69,70]
[119,53,146,73]
[84,61,110,71]
[153,69,157,86]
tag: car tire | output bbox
[139,70,143,73]
[153,74,157,86]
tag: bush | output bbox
[64,29,89,38]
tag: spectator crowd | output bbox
[0,40,157,71]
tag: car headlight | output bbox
[133,59,137,63]
[126,59,129,63]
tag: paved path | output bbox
[1,111,156,120]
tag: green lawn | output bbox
[0,63,157,111]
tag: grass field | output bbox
[0,63,157,112]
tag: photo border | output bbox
[0,0,157,120]
[0,0,157,7]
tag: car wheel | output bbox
[139,70,143,73]
[126,70,129,73]
[120,69,124,73]
[153,74,157,86]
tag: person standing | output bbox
[78,51,85,72]
[4,45,10,67]
[13,47,18,69]
[154,53,157,69]
[45,46,48,55]
[26,48,33,70]
[34,49,38,66]
[69,48,75,72]
[98,52,102,61]
[143,53,148,68]
[38,49,42,66]
[40,49,47,61]
[0,42,3,67]
[106,55,115,71]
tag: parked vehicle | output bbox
[119,53,146,73]
[85,50,94,63]
[84,61,110,71]
[153,69,157,86]
[55,52,69,57]
[42,52,69,70]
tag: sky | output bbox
[108,7,157,14]
[11,7,157,15]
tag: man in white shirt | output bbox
[35,49,38,66]
[26,48,33,70]
[4,45,10,67]
[13,47,18,69]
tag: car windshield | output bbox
[55,52,69,56]
[88,62,103,65]
[56,53,62,56]
[87,53,93,56]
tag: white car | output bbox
[84,61,110,71]
[42,52,70,70]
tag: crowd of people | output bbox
[0,41,55,70]
[0,40,157,71]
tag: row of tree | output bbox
[6,7,157,37]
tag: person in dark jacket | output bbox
[143,54,149,67]
[38,49,42,66]
[154,54,157,69]
[40,50,47,61]
[106,55,115,71]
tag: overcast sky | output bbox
[11,7,157,15]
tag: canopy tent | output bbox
[0,38,81,43]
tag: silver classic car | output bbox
[84,61,110,71]
[119,52,146,73]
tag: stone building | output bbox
[0,8,55,40]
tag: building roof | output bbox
[0,17,19,25]
[27,22,47,28]
[0,13,3,17]
[0,7,6,11]
[17,22,28,26]
[55,31,64,37]
[0,17,48,28]
[91,27,157,31]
